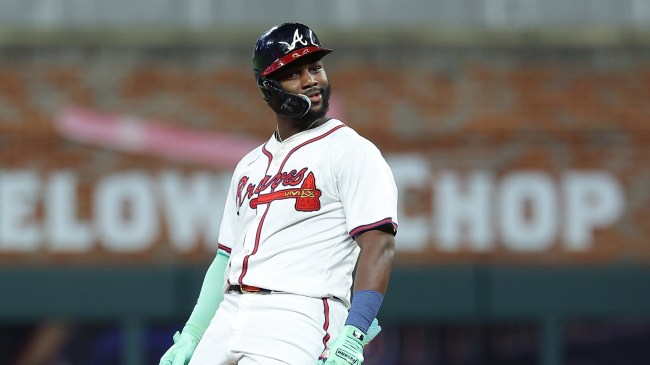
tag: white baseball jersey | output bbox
[217,119,398,307]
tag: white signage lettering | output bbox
[0,170,228,254]
[435,171,493,252]
[45,172,92,252]
[498,172,557,252]
[386,155,429,251]
[563,172,625,251]
[387,155,625,253]
[0,160,626,256]
[0,171,41,250]
[95,172,158,252]
[159,171,226,252]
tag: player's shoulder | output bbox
[327,119,381,154]
[327,119,374,145]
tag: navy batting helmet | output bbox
[253,23,332,118]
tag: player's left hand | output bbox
[317,318,381,364]
[159,331,199,365]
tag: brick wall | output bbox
[0,45,648,265]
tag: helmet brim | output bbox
[261,47,332,77]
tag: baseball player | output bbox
[159,22,398,365]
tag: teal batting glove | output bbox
[365,318,382,343]
[159,331,199,365]
[318,319,381,364]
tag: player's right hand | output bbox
[365,318,382,344]
[317,318,382,364]
[159,331,199,365]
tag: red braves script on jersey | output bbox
[241,170,321,211]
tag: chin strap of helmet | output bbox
[257,76,311,119]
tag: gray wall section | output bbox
[0,0,650,29]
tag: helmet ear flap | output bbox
[256,76,274,103]
[257,76,311,119]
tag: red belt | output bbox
[228,284,273,294]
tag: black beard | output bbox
[298,84,331,123]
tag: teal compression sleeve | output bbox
[181,251,229,340]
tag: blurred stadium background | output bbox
[1,0,650,364]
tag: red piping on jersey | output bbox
[262,145,273,161]
[350,217,398,238]
[238,144,273,285]
[321,298,331,351]
[237,123,347,284]
[277,124,347,172]
[237,204,271,284]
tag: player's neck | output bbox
[275,116,329,142]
